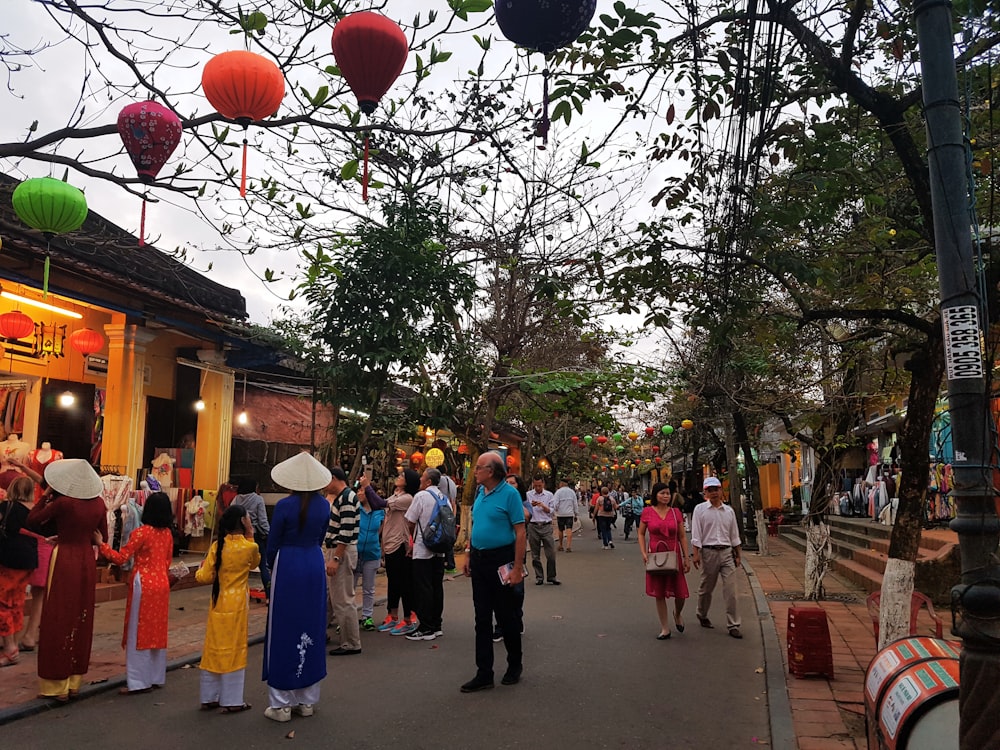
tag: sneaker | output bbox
[377,616,398,632]
[361,617,375,631]
[391,620,420,636]
[492,630,503,643]
[264,706,291,723]
[444,567,458,574]
[406,628,431,641]
[293,704,314,717]
[609,542,615,549]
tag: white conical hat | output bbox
[271,452,332,493]
[45,458,104,499]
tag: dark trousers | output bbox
[597,515,614,546]
[254,534,271,595]
[384,545,414,618]
[471,544,522,679]
[623,514,636,538]
[411,556,445,631]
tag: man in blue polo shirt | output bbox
[460,451,526,693]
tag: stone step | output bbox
[777,527,883,594]
[780,524,942,565]
[824,516,953,551]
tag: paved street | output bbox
[0,526,771,749]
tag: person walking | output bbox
[325,467,361,656]
[96,491,175,694]
[460,452,526,692]
[354,485,385,631]
[195,504,259,712]
[27,459,108,702]
[229,477,271,603]
[526,476,559,585]
[552,477,578,552]
[438,473,459,573]
[263,453,331,722]
[404,467,447,641]
[638,482,691,639]
[691,476,743,639]
[595,486,618,549]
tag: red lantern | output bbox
[590,453,598,461]
[410,451,424,465]
[654,456,662,464]
[332,12,408,202]
[596,435,608,445]
[202,51,285,197]
[68,328,105,356]
[570,435,580,444]
[651,445,660,453]
[457,444,469,455]
[506,455,517,468]
[396,448,407,459]
[0,311,34,340]
[645,426,655,437]
[117,101,183,246]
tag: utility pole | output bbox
[913,3,1000,748]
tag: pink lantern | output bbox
[117,101,183,246]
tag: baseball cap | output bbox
[703,476,722,488]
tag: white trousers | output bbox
[126,573,166,691]
[268,681,322,709]
[200,669,246,708]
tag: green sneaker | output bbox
[444,567,458,575]
[361,617,375,631]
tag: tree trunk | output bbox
[803,521,832,600]
[879,558,916,648]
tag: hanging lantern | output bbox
[410,450,424,465]
[201,50,285,197]
[645,426,655,437]
[662,424,674,435]
[615,445,625,453]
[117,101,183,246]
[570,435,580,444]
[12,177,88,296]
[632,445,641,453]
[590,453,598,460]
[331,11,408,202]
[583,435,593,445]
[571,461,579,468]
[596,435,608,445]
[495,0,597,148]
[0,310,35,340]
[651,445,660,453]
[681,419,694,430]
[628,431,638,441]
[456,444,469,455]
[654,456,662,464]
[506,455,517,468]
[612,432,622,442]
[68,328,105,356]
[33,322,66,359]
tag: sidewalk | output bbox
[747,536,958,750]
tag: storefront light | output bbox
[194,399,205,411]
[58,391,76,408]
[237,410,248,425]
[1,291,82,319]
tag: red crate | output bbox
[787,606,834,679]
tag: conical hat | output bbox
[271,452,332,493]
[45,458,104,499]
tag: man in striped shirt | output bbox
[325,467,361,655]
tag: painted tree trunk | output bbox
[755,509,769,556]
[804,520,832,600]
[879,558,916,649]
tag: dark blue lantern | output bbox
[494,0,597,54]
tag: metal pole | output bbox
[913,3,1000,747]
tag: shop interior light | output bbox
[236,374,248,425]
[194,399,205,411]
[0,291,82,319]
[237,410,248,425]
[58,391,76,408]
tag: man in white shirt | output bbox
[552,477,578,552]
[404,468,447,641]
[690,475,743,638]
[526,475,560,585]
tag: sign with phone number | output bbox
[942,305,984,380]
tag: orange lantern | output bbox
[506,455,517,468]
[68,328,105,356]
[681,419,694,430]
[0,310,34,339]
[396,448,407,460]
[201,50,285,196]
[456,444,469,455]
[410,451,424,465]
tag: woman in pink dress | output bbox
[96,492,175,694]
[638,482,691,639]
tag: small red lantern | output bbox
[651,445,660,453]
[331,11,408,202]
[396,448,407,460]
[410,451,424,465]
[68,328,105,356]
[596,435,608,445]
[654,456,662,464]
[202,50,285,196]
[0,311,35,340]
[457,444,469,455]
[570,435,580,444]
[506,455,517,468]
[645,426,655,437]
[590,454,598,460]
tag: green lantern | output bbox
[583,435,593,445]
[12,177,88,295]
[662,425,674,435]
[612,432,622,442]
[615,444,625,453]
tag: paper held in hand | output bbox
[497,562,528,585]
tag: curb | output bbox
[743,558,798,750]
[0,633,266,727]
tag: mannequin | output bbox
[28,441,64,481]
[2,434,30,461]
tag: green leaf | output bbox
[341,160,359,181]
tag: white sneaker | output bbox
[264,706,291,723]
[293,704,314,717]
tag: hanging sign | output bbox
[942,305,984,380]
[424,447,445,468]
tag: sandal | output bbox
[38,693,69,703]
[18,642,35,652]
[118,687,153,696]
[0,649,19,667]
[200,701,220,711]
[219,703,252,714]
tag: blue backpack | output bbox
[420,489,457,553]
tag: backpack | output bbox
[420,489,457,553]
[602,495,613,513]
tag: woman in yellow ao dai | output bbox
[195,504,261,712]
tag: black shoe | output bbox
[328,647,362,656]
[535,579,544,585]
[492,630,503,643]
[460,676,494,693]
[609,542,615,549]
[698,616,713,629]
[501,668,522,686]
[729,628,743,639]
[548,579,561,585]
